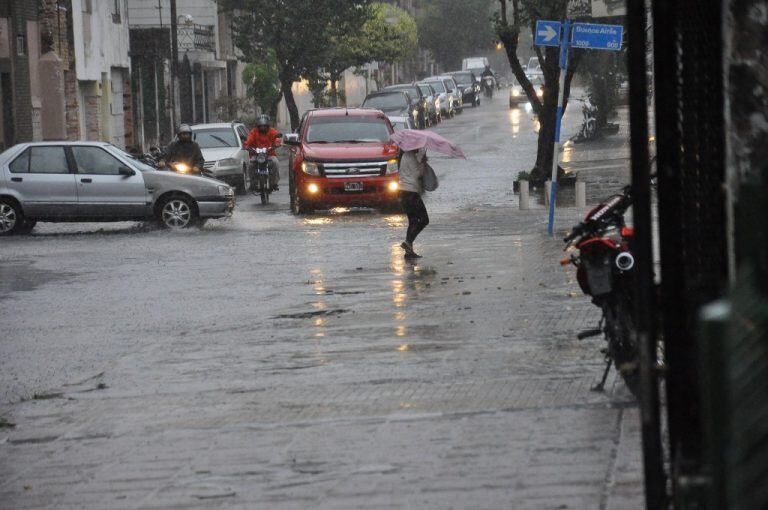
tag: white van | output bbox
[462,57,489,72]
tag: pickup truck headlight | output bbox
[217,184,233,196]
[386,159,399,174]
[301,161,320,176]
[217,158,239,168]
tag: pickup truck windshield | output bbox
[452,73,473,85]
[306,117,391,143]
[363,94,408,109]
[193,129,238,148]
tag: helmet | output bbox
[256,114,270,127]
[177,124,192,135]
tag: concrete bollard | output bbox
[576,181,586,208]
[519,180,529,210]
[544,180,552,206]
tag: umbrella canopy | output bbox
[391,130,467,159]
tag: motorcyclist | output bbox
[161,124,204,173]
[244,114,281,191]
[481,65,495,95]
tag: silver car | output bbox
[192,122,251,193]
[0,141,235,235]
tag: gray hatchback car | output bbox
[0,142,235,235]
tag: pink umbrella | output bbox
[391,129,467,159]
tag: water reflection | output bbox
[303,217,333,226]
[510,108,520,137]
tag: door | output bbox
[70,145,147,218]
[5,146,79,217]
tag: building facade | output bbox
[128,0,243,150]
[0,0,40,149]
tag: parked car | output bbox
[447,70,480,107]
[0,141,235,235]
[436,76,463,114]
[362,91,416,127]
[421,77,457,118]
[388,116,417,131]
[191,122,250,194]
[417,82,441,124]
[283,108,400,214]
[384,84,429,128]
[509,79,526,107]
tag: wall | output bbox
[71,0,130,82]
[127,0,218,28]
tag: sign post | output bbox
[535,19,624,236]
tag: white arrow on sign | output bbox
[538,24,558,42]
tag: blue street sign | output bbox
[570,22,623,51]
[534,20,561,47]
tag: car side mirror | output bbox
[283,133,300,146]
[119,166,136,177]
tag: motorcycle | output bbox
[483,76,494,99]
[561,185,640,397]
[573,98,599,142]
[247,147,273,205]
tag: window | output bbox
[9,149,30,174]
[16,34,25,56]
[29,147,70,174]
[305,117,391,144]
[363,94,408,110]
[112,0,121,23]
[237,125,249,144]
[193,129,239,149]
[71,146,125,175]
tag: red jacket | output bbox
[245,127,281,157]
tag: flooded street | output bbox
[0,93,643,509]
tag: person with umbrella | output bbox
[391,130,466,259]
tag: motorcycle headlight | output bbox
[386,159,399,175]
[301,161,320,176]
[217,158,238,168]
[412,109,419,118]
[217,184,233,196]
[173,162,190,173]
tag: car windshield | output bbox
[388,86,420,99]
[306,117,391,143]
[107,145,157,172]
[452,73,473,85]
[418,85,432,96]
[193,129,238,148]
[363,94,408,109]
[527,57,540,71]
[425,81,445,93]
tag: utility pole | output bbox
[169,0,178,130]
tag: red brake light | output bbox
[621,227,635,237]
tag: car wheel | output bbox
[237,164,249,195]
[158,195,196,229]
[290,182,312,215]
[0,198,24,236]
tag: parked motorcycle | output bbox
[561,185,640,397]
[573,98,599,142]
[247,147,273,205]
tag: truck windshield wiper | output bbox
[332,140,364,144]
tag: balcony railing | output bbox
[177,24,215,53]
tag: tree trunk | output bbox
[280,71,300,131]
[268,91,283,122]
[330,71,340,107]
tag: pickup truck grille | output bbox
[322,161,386,178]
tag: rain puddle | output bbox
[0,261,76,297]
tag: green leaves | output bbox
[417,0,494,70]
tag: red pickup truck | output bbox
[283,108,401,214]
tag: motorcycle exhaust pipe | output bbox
[615,252,635,271]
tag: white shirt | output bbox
[398,148,427,194]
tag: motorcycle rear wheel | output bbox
[604,300,640,398]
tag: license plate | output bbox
[344,182,364,192]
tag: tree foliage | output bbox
[417,0,495,70]
[242,50,282,117]
[222,0,374,129]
